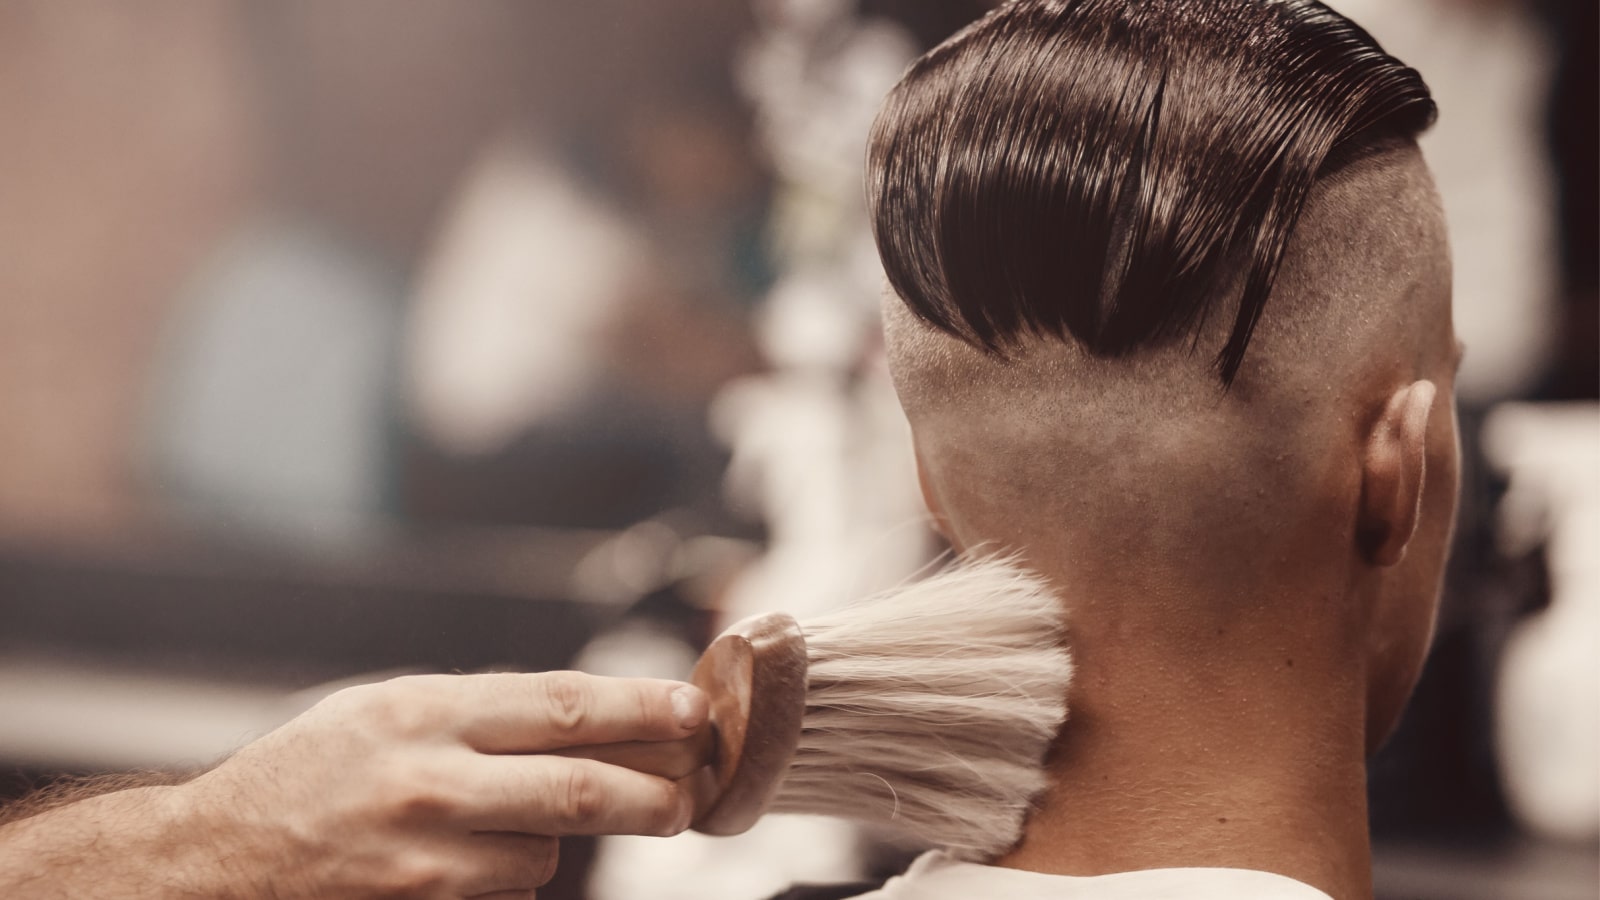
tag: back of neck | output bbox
[995,580,1375,900]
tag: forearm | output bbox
[0,673,707,899]
[0,783,248,900]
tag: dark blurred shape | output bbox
[1535,0,1598,400]
[859,0,1001,48]
[1375,835,1600,900]
[403,390,735,531]
[0,529,612,686]
[1370,408,1524,841]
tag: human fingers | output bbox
[454,833,558,897]
[467,893,535,900]
[548,730,713,780]
[448,672,708,753]
[461,755,692,836]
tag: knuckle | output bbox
[382,761,459,824]
[364,677,442,737]
[539,672,591,735]
[554,766,604,831]
[383,854,449,895]
[317,682,373,717]
[393,787,453,825]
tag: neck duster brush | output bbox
[573,555,1072,860]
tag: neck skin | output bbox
[993,557,1374,900]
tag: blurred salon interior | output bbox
[0,1,1593,897]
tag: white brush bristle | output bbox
[768,555,1072,860]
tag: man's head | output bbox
[868,0,1459,752]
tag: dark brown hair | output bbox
[867,0,1436,384]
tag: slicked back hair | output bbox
[867,0,1436,384]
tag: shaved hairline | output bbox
[883,141,1453,577]
[885,141,1450,427]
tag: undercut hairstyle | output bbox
[867,0,1436,384]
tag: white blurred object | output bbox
[757,273,873,373]
[148,218,398,545]
[716,0,926,628]
[406,139,643,455]
[572,621,701,685]
[1483,402,1600,843]
[0,657,411,772]
[0,656,291,771]
[712,366,930,625]
[592,818,863,900]
[1330,0,1558,403]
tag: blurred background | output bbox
[0,1,1592,898]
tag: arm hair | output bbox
[0,769,200,831]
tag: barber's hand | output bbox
[182,672,708,900]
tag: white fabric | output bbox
[853,852,1334,900]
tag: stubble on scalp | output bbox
[884,143,1452,572]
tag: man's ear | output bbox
[913,444,960,551]
[1359,380,1437,566]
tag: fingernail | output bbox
[680,789,697,832]
[670,685,705,730]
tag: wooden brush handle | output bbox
[686,611,809,835]
[554,612,809,836]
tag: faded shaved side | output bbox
[886,143,1453,596]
